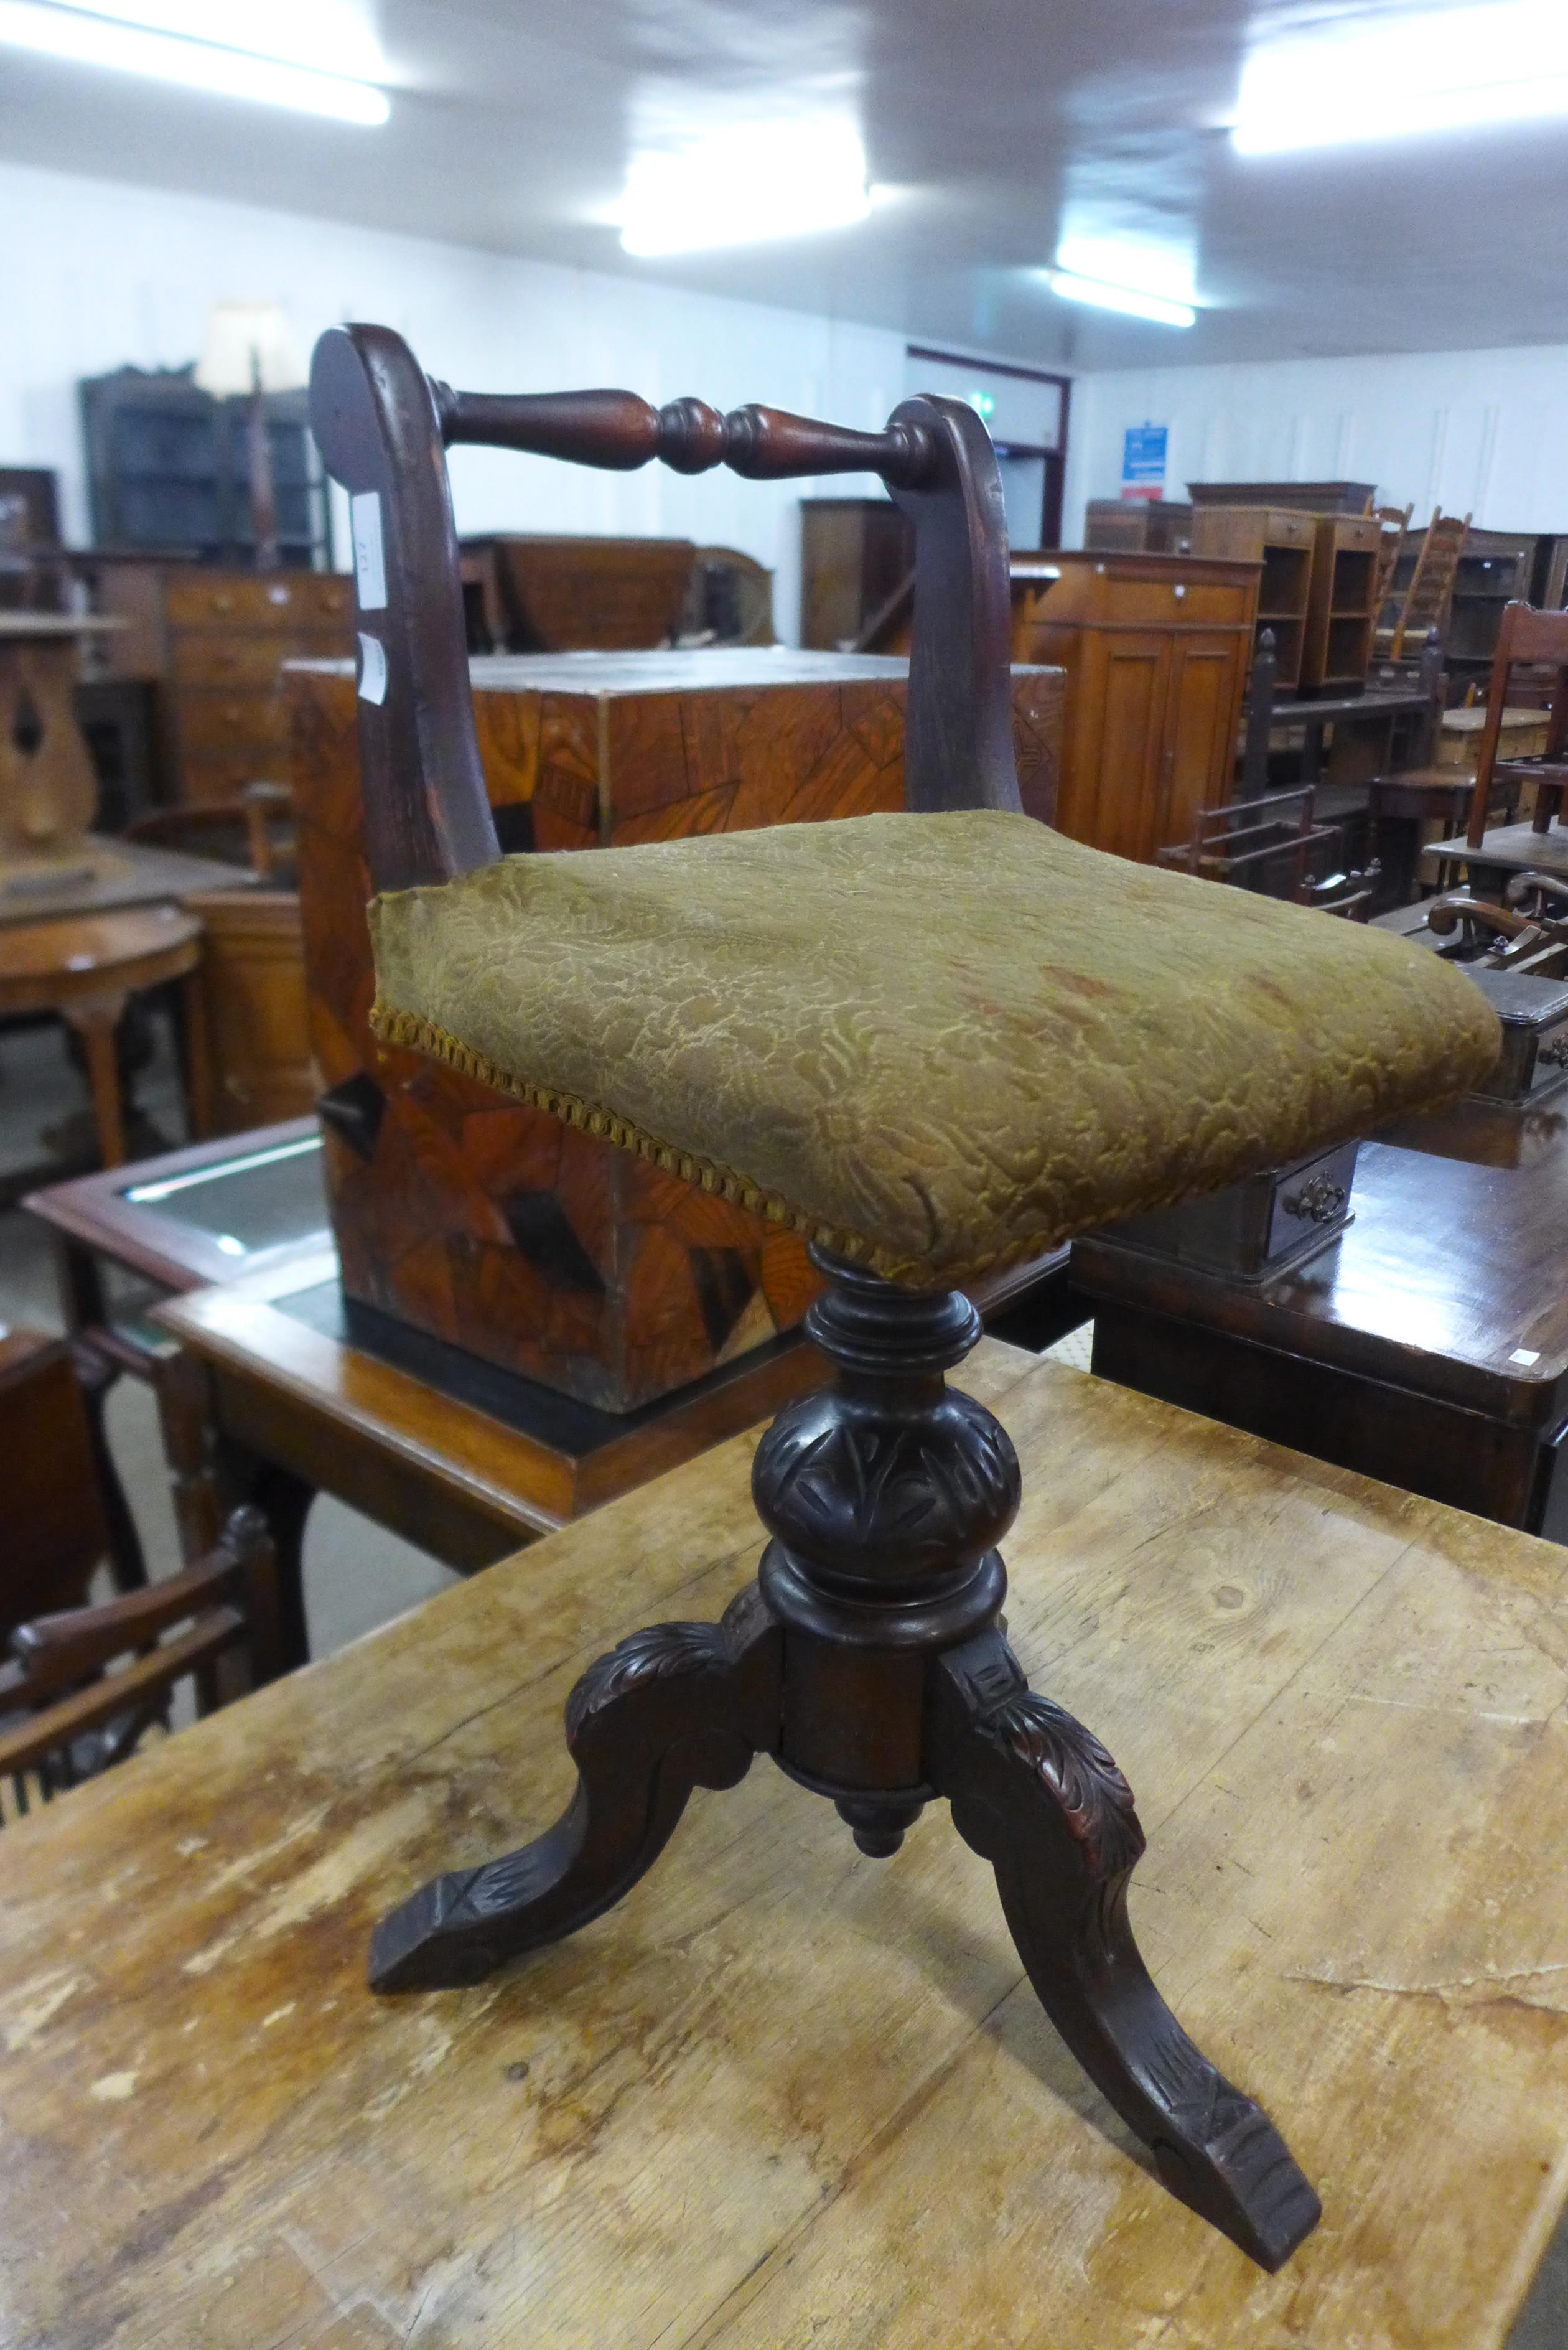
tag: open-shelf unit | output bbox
[1381,525,1568,694]
[1302,513,1381,692]
[1190,505,1313,689]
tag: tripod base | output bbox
[370,1257,1319,2272]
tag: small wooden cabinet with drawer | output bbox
[1301,513,1381,692]
[1188,507,1314,689]
[1010,551,1259,864]
[90,563,353,807]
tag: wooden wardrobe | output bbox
[1010,551,1259,864]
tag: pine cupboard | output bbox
[1010,551,1258,864]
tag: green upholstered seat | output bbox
[368,810,1499,1288]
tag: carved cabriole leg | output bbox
[929,1627,1321,2272]
[368,1246,1319,2270]
[369,1585,782,1991]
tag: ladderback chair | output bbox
[1384,506,1470,662]
[0,1506,278,1823]
[0,1326,279,1820]
[1465,602,1568,849]
[0,1326,144,1640]
[1155,784,1335,897]
[308,322,1501,2275]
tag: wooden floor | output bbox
[4,1342,1568,2346]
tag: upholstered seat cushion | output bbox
[368,810,1498,1286]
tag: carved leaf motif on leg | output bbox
[368,1591,782,1995]
[974,1692,1145,1881]
[930,1631,1320,2271]
[566,1622,730,1740]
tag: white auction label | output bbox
[350,489,388,610]
[358,632,388,705]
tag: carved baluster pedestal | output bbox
[369,1248,1320,2270]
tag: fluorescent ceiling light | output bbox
[1050,271,1196,329]
[618,117,870,256]
[1233,1,1568,154]
[0,0,390,123]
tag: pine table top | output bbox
[2,1341,1566,2347]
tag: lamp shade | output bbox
[194,301,306,397]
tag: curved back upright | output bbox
[308,324,1020,894]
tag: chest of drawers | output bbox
[90,562,353,805]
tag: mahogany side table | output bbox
[0,903,204,1167]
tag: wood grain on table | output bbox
[2,1343,1567,2346]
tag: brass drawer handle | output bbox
[1282,1173,1346,1224]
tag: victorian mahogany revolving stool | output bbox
[310,324,1499,2275]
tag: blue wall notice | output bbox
[1121,424,1168,488]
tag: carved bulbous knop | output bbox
[752,1248,1020,1597]
[752,1387,1019,1592]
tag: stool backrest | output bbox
[309,325,1021,893]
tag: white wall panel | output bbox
[2,158,908,642]
[1063,344,1568,546]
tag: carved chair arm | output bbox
[1424,892,1533,946]
[1505,870,1568,920]
[6,1505,278,1703]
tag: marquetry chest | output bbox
[289,649,1065,1413]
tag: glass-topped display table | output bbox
[24,1116,329,1352]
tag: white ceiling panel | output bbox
[2,0,1564,369]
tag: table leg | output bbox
[152,1350,314,1677]
[241,1458,314,1675]
[152,1353,315,1682]
[154,1348,227,1561]
[70,1336,149,1593]
[54,1232,110,1337]
[180,963,214,1141]
[65,995,128,1168]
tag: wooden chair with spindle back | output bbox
[0,1326,279,1821]
[124,780,296,884]
[1464,602,1568,850]
[302,323,1503,2276]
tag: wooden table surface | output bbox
[154,1247,822,1555]
[1081,1132,1568,1428]
[4,1343,1567,2346]
[0,834,256,929]
[1424,817,1568,885]
[1074,1125,1568,1532]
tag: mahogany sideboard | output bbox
[289,648,1063,1414]
[1074,1108,1568,1533]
